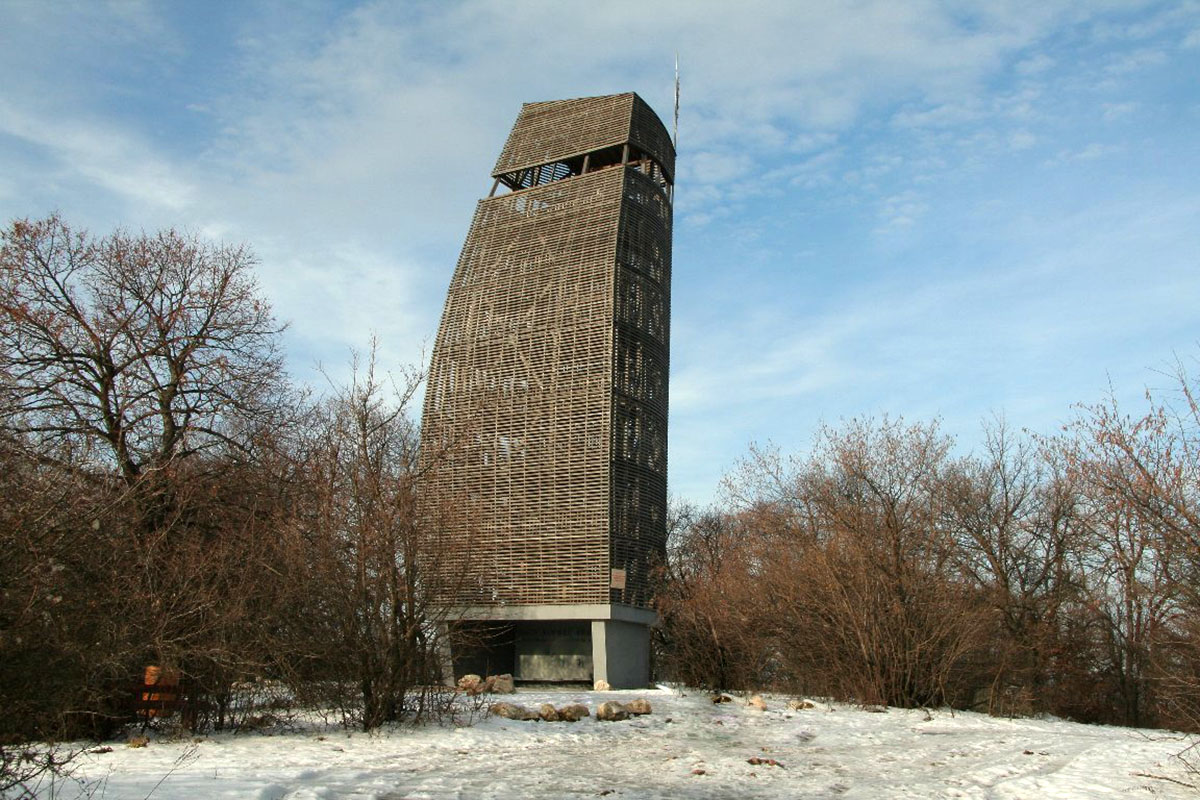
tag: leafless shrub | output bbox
[661,419,992,706]
[0,216,294,741]
[0,741,88,800]
[656,503,775,691]
[271,345,458,730]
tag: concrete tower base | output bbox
[447,604,655,689]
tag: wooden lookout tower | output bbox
[421,93,673,687]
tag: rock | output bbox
[239,713,278,731]
[596,701,629,721]
[594,679,612,691]
[457,674,483,693]
[489,674,516,694]
[488,702,537,721]
[625,698,652,716]
[557,703,591,722]
[787,699,815,710]
[747,695,767,711]
[458,674,499,696]
[538,703,560,722]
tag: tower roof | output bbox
[491,92,675,182]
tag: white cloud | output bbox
[893,101,985,129]
[687,151,756,186]
[1048,142,1122,163]
[779,149,844,189]
[875,190,929,232]
[0,100,194,213]
[1008,130,1038,150]
[253,242,432,382]
[788,132,839,154]
[1103,46,1170,75]
[1102,101,1139,119]
[1016,53,1056,74]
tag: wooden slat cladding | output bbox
[610,166,671,608]
[423,93,673,610]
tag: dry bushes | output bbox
[661,419,989,705]
[659,390,1200,732]
[0,217,460,769]
[270,348,455,730]
[656,506,777,691]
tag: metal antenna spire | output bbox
[673,52,680,151]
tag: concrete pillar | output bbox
[591,619,651,688]
[591,620,608,684]
[434,622,456,686]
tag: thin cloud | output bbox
[875,190,929,232]
[0,100,194,213]
[1102,101,1139,119]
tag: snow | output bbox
[41,688,1198,799]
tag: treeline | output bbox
[657,381,1200,732]
[5,213,1198,757]
[0,216,452,750]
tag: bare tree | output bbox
[279,347,455,730]
[656,503,773,691]
[941,419,1085,714]
[0,215,293,739]
[1058,374,1200,729]
[0,215,286,498]
[698,419,989,707]
[786,418,986,707]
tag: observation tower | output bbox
[422,93,673,687]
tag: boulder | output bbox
[457,674,489,695]
[747,695,767,711]
[594,679,612,691]
[557,703,591,722]
[596,701,630,721]
[489,674,516,694]
[489,702,538,721]
[625,698,652,716]
[538,703,560,722]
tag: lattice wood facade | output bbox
[422,93,673,612]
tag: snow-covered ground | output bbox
[39,687,1199,799]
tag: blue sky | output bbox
[2,1,1198,505]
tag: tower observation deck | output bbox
[421,93,673,687]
